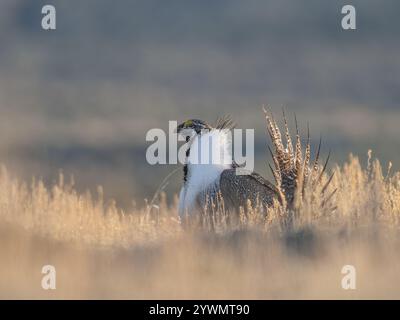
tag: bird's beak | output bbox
[176,122,196,143]
[176,122,185,134]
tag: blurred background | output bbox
[0,0,399,207]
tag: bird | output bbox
[176,110,334,226]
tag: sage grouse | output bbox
[176,110,333,221]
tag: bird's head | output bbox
[177,119,212,141]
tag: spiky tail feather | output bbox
[262,107,336,219]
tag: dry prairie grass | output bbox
[1,152,400,299]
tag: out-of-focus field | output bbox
[1,1,400,206]
[1,153,400,299]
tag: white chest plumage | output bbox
[178,129,232,218]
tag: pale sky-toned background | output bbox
[0,0,399,206]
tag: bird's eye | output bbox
[184,120,193,127]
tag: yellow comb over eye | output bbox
[184,120,193,127]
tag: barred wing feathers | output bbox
[219,169,278,212]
